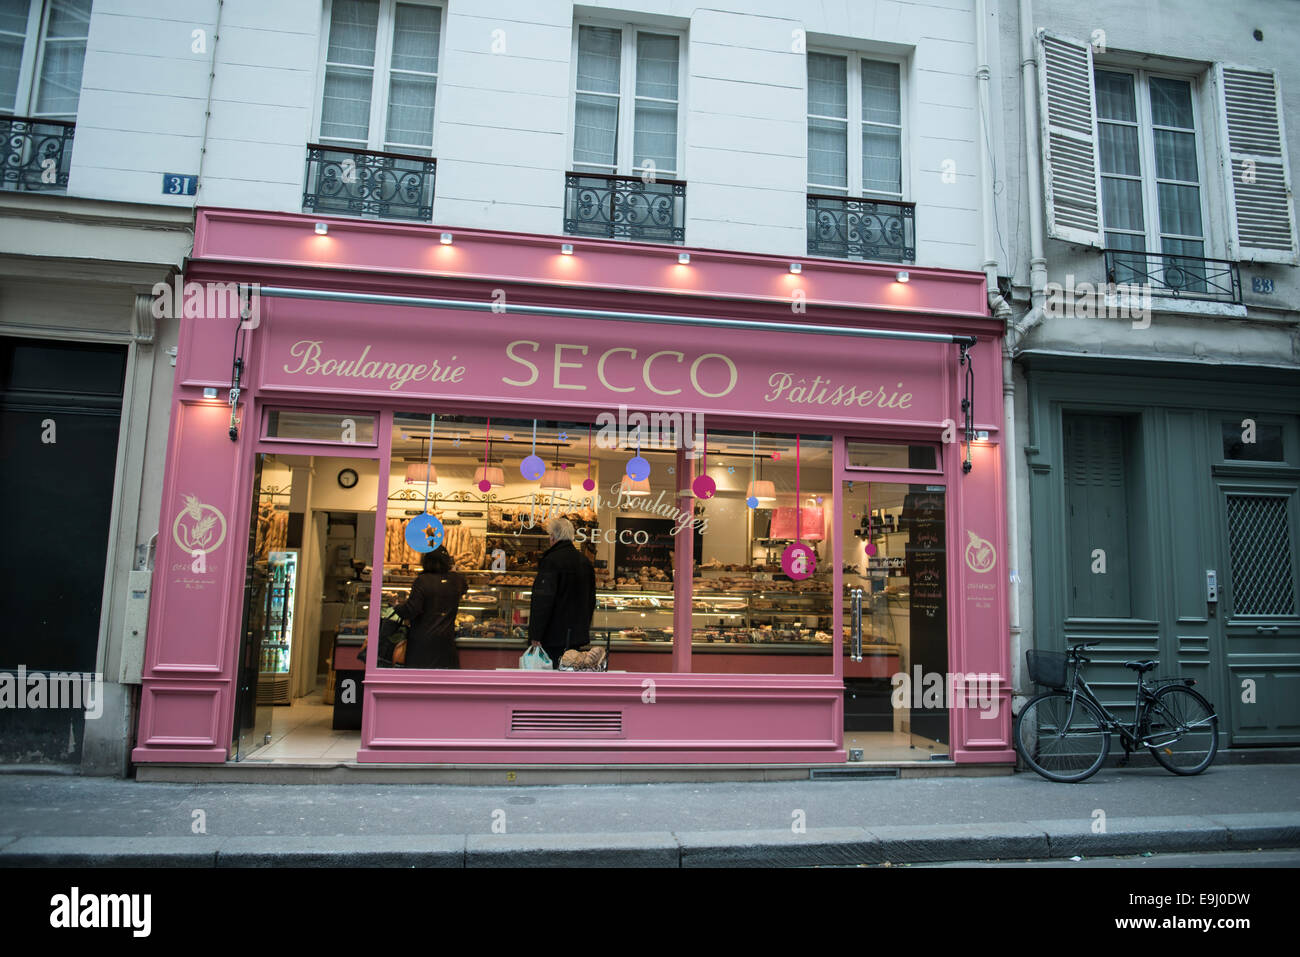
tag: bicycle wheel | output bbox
[1145,685,1218,775]
[1014,691,1110,783]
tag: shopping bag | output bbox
[519,646,552,670]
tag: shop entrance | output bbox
[839,475,950,761]
[231,450,378,761]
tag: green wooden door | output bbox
[1215,480,1300,744]
[1063,415,1131,617]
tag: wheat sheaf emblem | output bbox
[179,494,219,550]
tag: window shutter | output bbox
[1036,30,1104,247]
[1214,65,1299,265]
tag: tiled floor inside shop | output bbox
[241,684,361,763]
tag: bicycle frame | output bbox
[1057,657,1212,752]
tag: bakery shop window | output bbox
[691,430,834,674]
[379,413,678,671]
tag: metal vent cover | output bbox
[509,710,623,736]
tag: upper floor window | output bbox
[807,51,903,199]
[318,0,442,156]
[1097,70,1205,262]
[571,23,682,178]
[0,0,91,120]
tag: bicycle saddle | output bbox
[1124,659,1157,673]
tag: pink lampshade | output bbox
[405,462,438,484]
[620,475,651,497]
[541,467,571,490]
[473,465,505,487]
[746,480,776,502]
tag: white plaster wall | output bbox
[64,1,987,268]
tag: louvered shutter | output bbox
[1215,65,1299,264]
[1037,30,1104,247]
[1063,415,1131,618]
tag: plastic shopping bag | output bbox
[520,646,552,670]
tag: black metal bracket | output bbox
[959,341,975,474]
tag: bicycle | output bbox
[1014,641,1219,783]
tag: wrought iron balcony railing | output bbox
[564,172,686,243]
[1104,248,1242,304]
[807,193,915,264]
[1,115,74,192]
[302,143,435,222]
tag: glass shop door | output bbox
[840,477,950,760]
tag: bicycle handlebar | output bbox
[1068,641,1100,659]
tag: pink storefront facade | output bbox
[131,208,1013,767]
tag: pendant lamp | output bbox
[473,465,505,487]
[620,475,651,497]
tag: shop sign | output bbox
[259,300,948,425]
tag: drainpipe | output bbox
[975,0,1022,706]
[1011,0,1048,352]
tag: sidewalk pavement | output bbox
[1,763,1297,866]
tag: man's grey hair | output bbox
[547,516,575,542]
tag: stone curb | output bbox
[2,814,1298,867]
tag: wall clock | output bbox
[337,468,359,489]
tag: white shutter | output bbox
[1215,64,1298,265]
[1036,30,1103,247]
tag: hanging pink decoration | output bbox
[781,434,815,580]
[691,433,716,499]
[864,484,878,556]
[582,426,596,491]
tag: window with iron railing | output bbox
[806,51,912,262]
[306,0,442,221]
[566,22,686,242]
[0,0,89,193]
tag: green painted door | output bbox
[1214,479,1300,744]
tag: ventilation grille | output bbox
[810,767,901,780]
[510,710,623,735]
[1227,495,1296,616]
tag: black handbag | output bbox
[358,611,408,667]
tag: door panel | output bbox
[1217,483,1300,745]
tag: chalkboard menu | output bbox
[903,487,948,746]
[615,517,676,576]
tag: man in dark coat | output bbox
[528,517,597,669]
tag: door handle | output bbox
[851,588,863,662]
[1256,625,1280,634]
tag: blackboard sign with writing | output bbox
[615,517,675,576]
[903,487,948,745]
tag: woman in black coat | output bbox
[393,546,467,669]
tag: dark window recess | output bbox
[0,337,126,672]
[807,193,915,263]
[1063,414,1132,618]
[564,172,686,243]
[1222,420,1284,462]
[302,144,435,222]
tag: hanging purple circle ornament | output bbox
[746,495,759,509]
[405,513,444,553]
[520,454,545,480]
[582,477,596,492]
[692,474,716,499]
[781,542,816,580]
[626,455,650,481]
[478,478,492,493]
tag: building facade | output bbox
[996,0,1300,745]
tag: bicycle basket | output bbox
[1026,650,1070,689]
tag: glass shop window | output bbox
[264,409,378,446]
[845,439,938,470]
[692,430,834,675]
